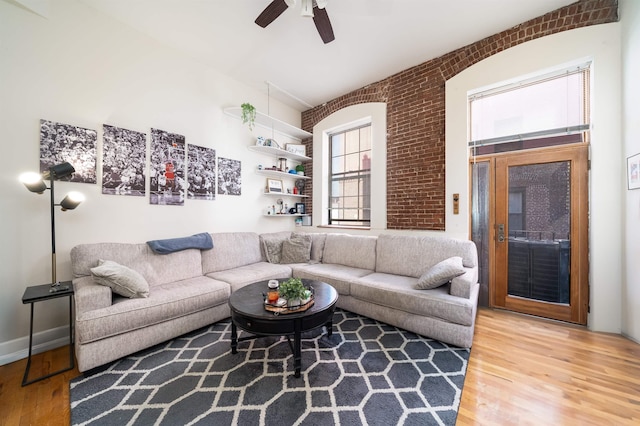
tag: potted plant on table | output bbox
[278,278,312,308]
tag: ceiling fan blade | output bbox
[255,0,289,28]
[312,6,335,44]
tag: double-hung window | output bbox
[328,124,371,226]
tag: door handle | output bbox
[497,224,505,243]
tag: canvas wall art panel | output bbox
[39,119,97,184]
[102,124,146,196]
[187,144,216,201]
[150,128,186,206]
[217,157,241,196]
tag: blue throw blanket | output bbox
[147,232,213,254]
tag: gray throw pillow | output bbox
[415,256,465,290]
[90,259,150,298]
[280,233,313,264]
[262,238,285,264]
[260,232,291,264]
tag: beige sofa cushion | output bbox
[321,234,377,270]
[75,276,230,344]
[73,276,113,313]
[206,262,292,293]
[375,234,477,278]
[71,243,203,287]
[201,232,263,273]
[450,269,478,299]
[351,273,475,326]
[291,263,372,296]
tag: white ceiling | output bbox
[78,0,576,111]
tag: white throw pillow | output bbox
[415,256,466,290]
[90,259,150,298]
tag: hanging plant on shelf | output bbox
[241,103,256,130]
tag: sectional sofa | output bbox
[70,231,479,372]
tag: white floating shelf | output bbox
[224,107,312,142]
[263,214,309,217]
[256,169,310,180]
[248,145,311,162]
[263,192,308,198]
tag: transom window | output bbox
[469,63,590,155]
[328,124,371,226]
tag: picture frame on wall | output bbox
[295,203,305,214]
[628,153,640,190]
[267,178,283,193]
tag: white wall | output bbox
[445,24,623,334]
[0,0,302,363]
[621,0,640,343]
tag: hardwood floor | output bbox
[1,308,638,425]
[458,308,640,425]
[0,345,78,426]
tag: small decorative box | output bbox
[286,144,306,156]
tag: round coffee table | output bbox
[228,279,338,377]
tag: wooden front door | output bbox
[490,144,589,324]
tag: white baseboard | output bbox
[0,325,72,367]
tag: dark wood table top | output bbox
[229,279,338,320]
[22,282,74,304]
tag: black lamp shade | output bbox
[59,191,84,211]
[49,162,75,179]
[20,172,47,193]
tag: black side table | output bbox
[21,282,75,386]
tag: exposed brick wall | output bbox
[300,0,618,230]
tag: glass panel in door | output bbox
[506,162,571,304]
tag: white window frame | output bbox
[312,103,387,229]
[328,124,372,226]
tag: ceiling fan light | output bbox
[315,0,328,9]
[301,0,314,17]
[284,0,296,7]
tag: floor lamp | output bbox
[20,162,85,292]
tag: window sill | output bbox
[317,225,371,231]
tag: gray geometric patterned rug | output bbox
[70,309,469,426]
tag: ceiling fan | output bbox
[255,0,335,44]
